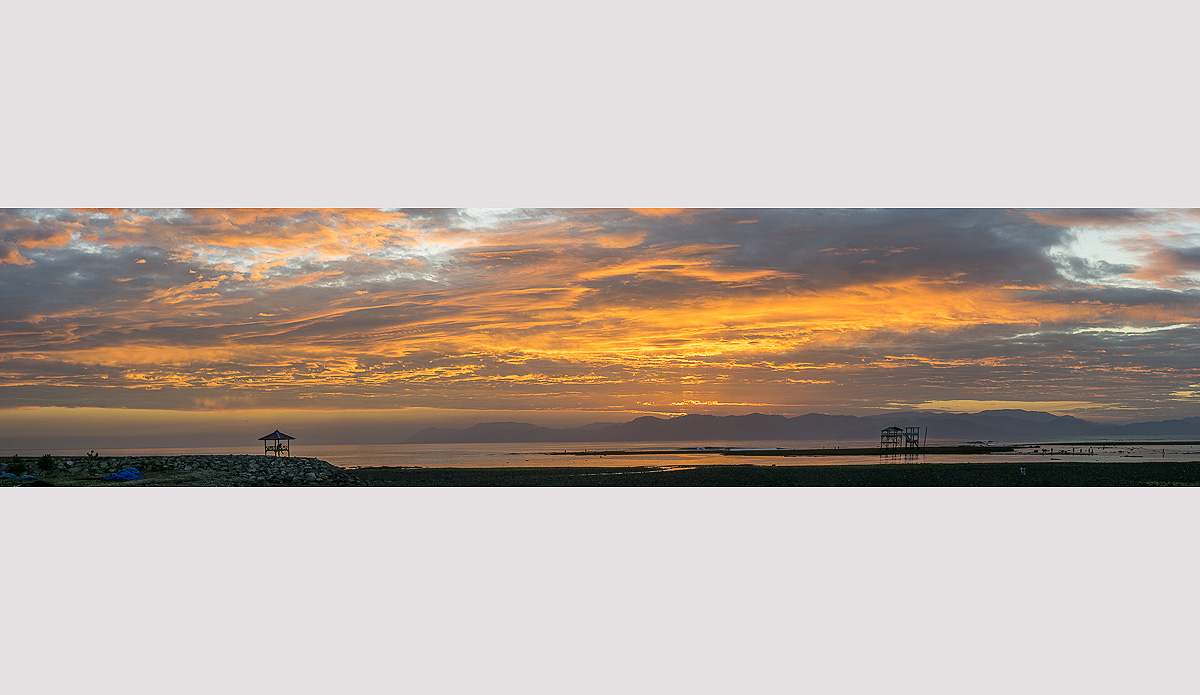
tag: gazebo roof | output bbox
[259,429,295,440]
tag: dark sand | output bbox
[348,460,1200,486]
[11,452,1200,486]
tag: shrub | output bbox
[37,454,55,472]
[9,460,28,476]
[86,450,100,461]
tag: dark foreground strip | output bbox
[346,461,1200,487]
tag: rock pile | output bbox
[1,455,365,486]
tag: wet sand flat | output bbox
[348,460,1200,486]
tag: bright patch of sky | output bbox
[1048,210,1200,288]
[64,236,108,254]
[1069,324,1191,334]
[17,208,72,222]
[1004,324,1192,344]
[454,208,523,229]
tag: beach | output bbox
[347,460,1200,486]
[8,446,1200,486]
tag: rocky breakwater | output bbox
[4,455,365,486]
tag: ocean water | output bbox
[14,437,1200,468]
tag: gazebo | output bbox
[259,429,295,457]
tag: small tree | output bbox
[9,459,28,476]
[37,454,55,472]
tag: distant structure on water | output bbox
[880,426,924,452]
[259,429,294,457]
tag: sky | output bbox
[4,207,1200,448]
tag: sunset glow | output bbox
[4,207,1200,447]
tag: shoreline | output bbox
[551,441,1200,457]
[7,452,1200,486]
[349,460,1200,486]
[550,445,1017,457]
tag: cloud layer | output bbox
[3,208,1200,424]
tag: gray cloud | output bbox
[1051,255,1136,281]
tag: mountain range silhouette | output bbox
[405,409,1200,444]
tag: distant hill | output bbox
[1105,416,1200,437]
[975,409,1066,423]
[402,411,1200,444]
[404,422,585,444]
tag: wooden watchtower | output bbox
[259,429,294,457]
[880,426,904,450]
[881,426,923,451]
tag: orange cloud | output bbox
[630,208,687,217]
[0,243,34,265]
[1121,245,1200,286]
[265,270,345,289]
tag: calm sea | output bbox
[13,438,1200,468]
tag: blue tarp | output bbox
[104,467,144,481]
[1,473,18,479]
